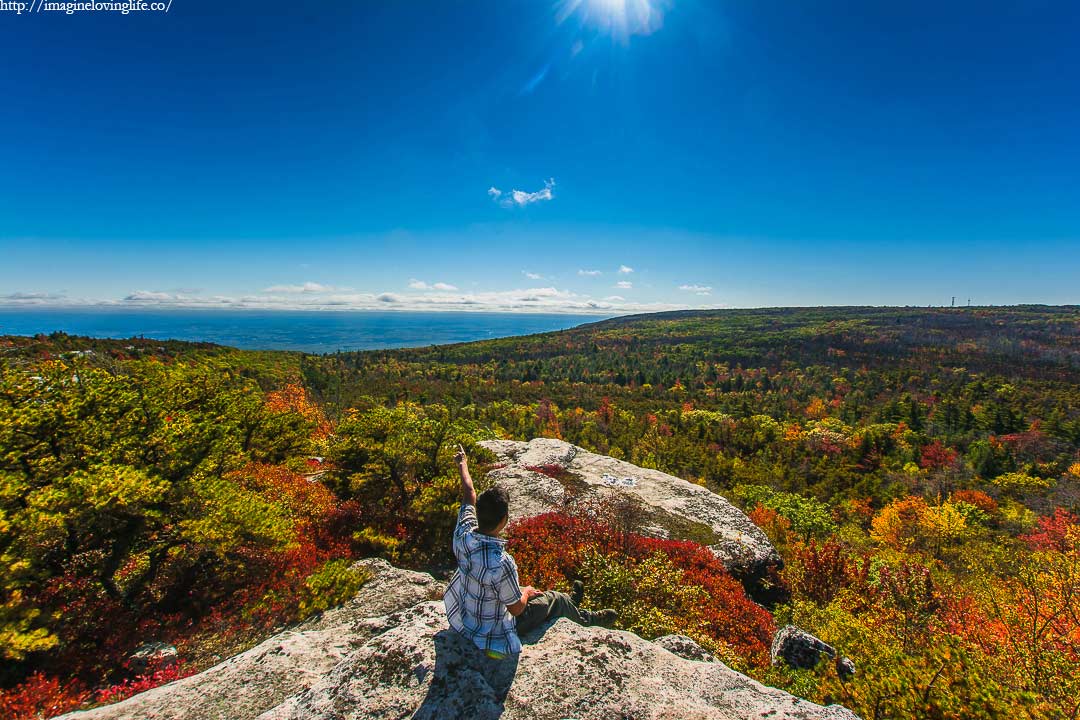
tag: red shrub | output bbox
[1023,508,1078,552]
[920,440,958,470]
[0,673,89,720]
[95,660,194,706]
[642,536,775,665]
[784,538,855,604]
[507,512,612,589]
[34,572,143,682]
[938,593,1007,655]
[508,511,775,666]
[524,464,567,479]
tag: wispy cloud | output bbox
[523,271,543,280]
[263,282,338,294]
[125,290,175,302]
[578,269,602,277]
[409,279,458,291]
[122,290,235,306]
[2,291,62,301]
[618,265,634,274]
[489,178,556,208]
[679,284,713,296]
[615,281,633,289]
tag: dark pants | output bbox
[514,591,593,636]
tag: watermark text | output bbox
[2,0,172,13]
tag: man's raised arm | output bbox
[455,444,477,506]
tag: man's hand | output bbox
[456,444,476,506]
[507,586,545,616]
[521,586,543,601]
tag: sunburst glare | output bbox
[557,0,668,40]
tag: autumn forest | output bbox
[2,306,1078,719]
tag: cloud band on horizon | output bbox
[0,284,710,315]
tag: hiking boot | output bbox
[590,609,618,628]
[570,580,584,606]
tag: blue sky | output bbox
[1,0,1078,313]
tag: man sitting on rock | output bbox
[444,445,617,660]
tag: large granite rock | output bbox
[480,438,781,580]
[262,602,858,720]
[57,559,445,720]
[61,560,859,720]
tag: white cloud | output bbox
[526,287,560,297]
[491,178,555,208]
[615,281,633,289]
[618,265,634,274]
[2,291,57,301]
[409,279,458,291]
[4,282,708,316]
[263,282,336,294]
[578,269,602,277]
[523,271,543,280]
[124,290,174,302]
[679,284,713,296]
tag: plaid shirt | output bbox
[444,503,523,657]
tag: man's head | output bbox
[477,485,510,535]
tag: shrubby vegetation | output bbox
[507,498,774,669]
[2,306,1078,718]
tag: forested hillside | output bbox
[2,306,1078,719]
[304,306,1080,502]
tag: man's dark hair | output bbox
[477,486,510,533]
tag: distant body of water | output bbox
[0,309,608,353]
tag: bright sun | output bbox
[560,0,666,40]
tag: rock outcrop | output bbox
[772,625,856,681]
[125,642,178,673]
[480,438,780,580]
[61,559,858,720]
[58,559,445,720]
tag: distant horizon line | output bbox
[3,302,1078,315]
